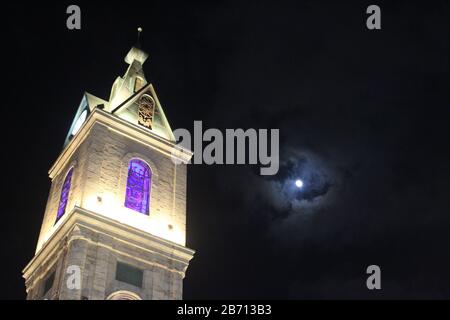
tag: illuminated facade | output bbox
[23,45,194,300]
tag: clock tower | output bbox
[23,43,195,300]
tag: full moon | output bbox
[295,179,304,189]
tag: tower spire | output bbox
[136,27,143,49]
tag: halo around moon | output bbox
[295,179,304,189]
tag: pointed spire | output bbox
[136,27,143,49]
[124,27,149,65]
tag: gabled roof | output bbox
[64,46,177,147]
[63,92,108,147]
[111,83,176,142]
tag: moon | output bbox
[295,179,304,189]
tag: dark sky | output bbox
[2,1,450,299]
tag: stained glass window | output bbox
[125,159,151,215]
[55,167,74,224]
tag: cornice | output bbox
[49,108,193,179]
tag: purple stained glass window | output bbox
[55,167,74,223]
[125,159,151,215]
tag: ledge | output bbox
[23,206,195,280]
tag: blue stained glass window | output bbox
[125,159,151,215]
[56,167,74,223]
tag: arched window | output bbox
[134,77,144,92]
[106,290,142,300]
[125,159,151,215]
[55,167,74,223]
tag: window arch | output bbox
[55,167,74,224]
[134,77,144,92]
[124,159,151,215]
[106,290,142,300]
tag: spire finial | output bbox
[136,27,143,48]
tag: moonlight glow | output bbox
[295,179,304,189]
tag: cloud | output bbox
[189,1,450,298]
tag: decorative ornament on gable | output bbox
[138,94,156,130]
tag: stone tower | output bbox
[23,44,194,300]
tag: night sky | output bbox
[2,1,450,299]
